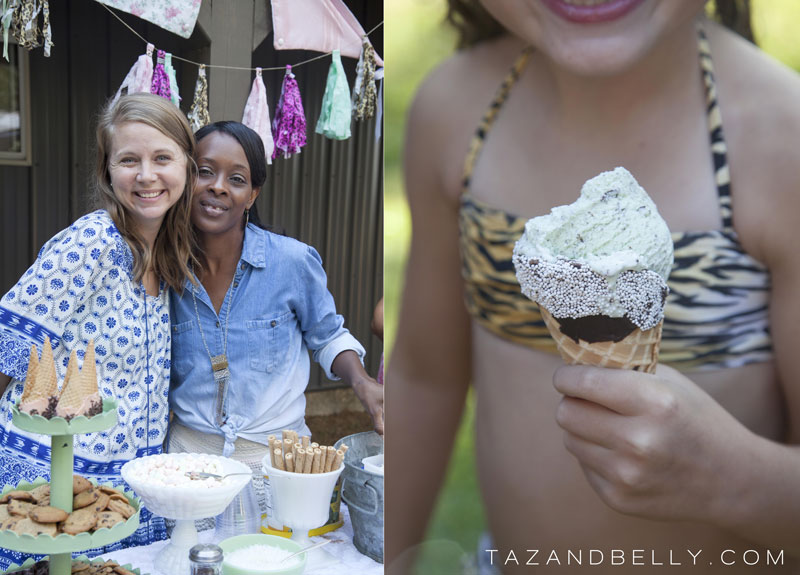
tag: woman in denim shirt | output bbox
[168,121,383,515]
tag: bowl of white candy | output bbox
[121,453,254,575]
[219,533,307,575]
[121,452,252,519]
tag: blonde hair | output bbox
[95,93,197,293]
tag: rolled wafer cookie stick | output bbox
[302,436,310,449]
[332,449,344,471]
[303,448,314,473]
[310,442,319,450]
[273,449,285,471]
[295,448,306,473]
[267,437,277,466]
[285,452,295,472]
[339,444,349,455]
[325,446,337,472]
[283,438,293,463]
[312,448,322,474]
[282,429,291,442]
[294,442,302,457]
[319,446,327,471]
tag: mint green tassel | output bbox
[165,52,181,107]
[315,50,351,141]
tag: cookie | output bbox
[113,566,136,575]
[98,485,119,496]
[0,515,22,530]
[71,561,91,572]
[11,516,58,536]
[0,490,34,504]
[96,510,124,530]
[62,507,97,535]
[106,498,135,519]
[90,491,110,513]
[73,475,93,495]
[29,484,51,504]
[0,504,9,521]
[8,498,35,516]
[29,505,69,523]
[73,488,99,509]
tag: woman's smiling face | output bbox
[192,131,260,236]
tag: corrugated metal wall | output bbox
[0,0,383,390]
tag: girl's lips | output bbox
[540,0,645,23]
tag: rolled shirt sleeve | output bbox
[295,245,365,380]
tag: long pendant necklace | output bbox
[191,266,235,426]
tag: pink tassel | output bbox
[112,43,154,104]
[271,65,306,160]
[242,68,275,165]
[150,49,171,100]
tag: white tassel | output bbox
[112,43,155,105]
[242,67,275,164]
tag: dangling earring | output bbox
[244,208,250,228]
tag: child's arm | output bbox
[385,71,474,572]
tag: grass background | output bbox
[384,1,800,570]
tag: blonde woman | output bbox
[0,93,196,565]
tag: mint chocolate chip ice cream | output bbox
[513,167,673,338]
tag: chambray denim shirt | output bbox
[169,224,365,456]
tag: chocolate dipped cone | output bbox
[20,337,59,417]
[19,345,39,404]
[539,307,661,374]
[55,341,101,420]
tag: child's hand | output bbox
[552,363,754,524]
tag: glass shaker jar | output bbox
[189,543,224,575]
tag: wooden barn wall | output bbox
[0,0,383,391]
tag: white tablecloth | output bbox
[100,504,381,575]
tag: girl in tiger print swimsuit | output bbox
[387,2,800,573]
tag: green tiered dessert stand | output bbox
[1,399,144,574]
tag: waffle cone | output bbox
[33,337,59,400]
[63,349,79,391]
[540,307,662,374]
[80,339,98,393]
[19,345,39,403]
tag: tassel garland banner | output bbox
[2,0,51,60]
[150,49,171,100]
[352,39,377,121]
[315,50,351,141]
[1,0,16,61]
[271,65,307,160]
[112,43,154,105]
[242,67,275,164]
[165,52,181,107]
[187,64,211,133]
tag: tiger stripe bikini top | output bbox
[458,30,773,372]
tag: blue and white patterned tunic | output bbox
[0,210,170,566]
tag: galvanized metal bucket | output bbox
[335,431,384,563]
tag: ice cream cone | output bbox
[80,339,98,393]
[63,349,79,390]
[540,307,661,374]
[36,337,59,400]
[19,345,39,404]
[56,341,101,419]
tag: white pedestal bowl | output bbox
[122,453,252,575]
